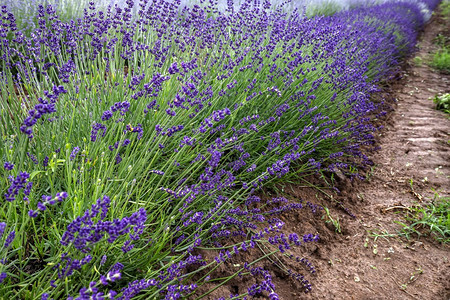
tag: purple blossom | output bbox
[50,280,57,288]
[3,162,14,170]
[70,147,80,161]
[20,94,61,138]
[0,222,6,238]
[60,196,146,253]
[126,123,143,139]
[54,253,93,279]
[27,152,38,164]
[42,156,49,168]
[0,272,6,284]
[116,278,158,300]
[4,172,29,202]
[149,170,164,175]
[4,230,15,248]
[91,123,107,142]
[101,110,113,121]
[29,192,68,217]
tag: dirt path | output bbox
[294,8,450,300]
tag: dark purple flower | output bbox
[4,230,15,248]
[37,202,47,211]
[4,172,29,202]
[42,156,49,168]
[0,222,6,238]
[101,110,113,121]
[0,272,6,284]
[28,210,38,218]
[29,192,68,217]
[91,123,107,142]
[27,152,38,164]
[60,196,146,253]
[3,162,14,171]
[70,147,80,161]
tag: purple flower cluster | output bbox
[3,162,14,171]
[115,256,201,299]
[0,272,6,284]
[27,152,38,165]
[91,123,107,142]
[2,228,15,249]
[102,101,131,121]
[28,191,68,218]
[126,123,143,140]
[70,263,123,300]
[60,196,147,253]
[70,147,80,161]
[0,222,15,285]
[0,222,15,248]
[19,87,66,138]
[55,253,93,279]
[0,222,6,238]
[4,171,30,202]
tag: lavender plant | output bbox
[0,0,441,298]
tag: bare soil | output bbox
[195,6,450,300]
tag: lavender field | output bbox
[0,0,443,299]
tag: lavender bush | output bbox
[2,0,426,36]
[0,0,441,298]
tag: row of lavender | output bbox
[0,0,402,37]
[1,0,437,41]
[0,0,441,299]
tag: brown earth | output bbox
[194,5,449,300]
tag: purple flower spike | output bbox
[28,210,38,218]
[101,110,113,121]
[0,272,7,284]
[0,223,6,238]
[29,192,68,217]
[70,147,80,161]
[3,162,14,171]
[4,231,15,248]
[60,196,146,253]
[37,202,47,211]
[4,172,30,202]
[269,291,280,300]
[42,156,49,168]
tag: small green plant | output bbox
[412,56,423,66]
[440,1,450,19]
[432,93,450,114]
[433,34,449,47]
[429,48,450,73]
[322,207,342,233]
[395,193,450,243]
